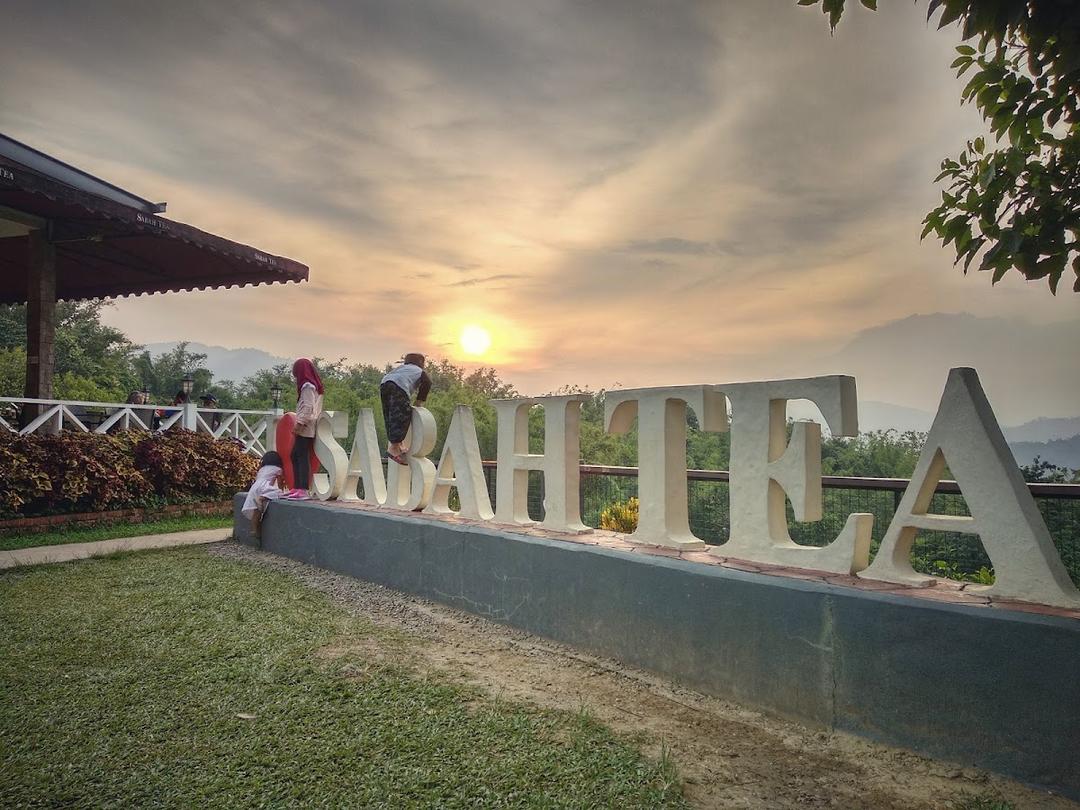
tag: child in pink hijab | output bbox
[289,358,323,496]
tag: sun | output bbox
[459,324,492,357]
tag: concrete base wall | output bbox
[234,496,1080,798]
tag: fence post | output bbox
[182,402,198,431]
[266,408,283,452]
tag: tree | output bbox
[133,342,212,402]
[0,302,140,398]
[799,0,1080,293]
[0,347,25,399]
[1021,454,1079,483]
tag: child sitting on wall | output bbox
[242,451,285,540]
[379,353,432,465]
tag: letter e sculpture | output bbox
[719,376,873,574]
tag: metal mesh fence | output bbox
[478,463,1080,587]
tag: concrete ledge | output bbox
[234,495,1080,798]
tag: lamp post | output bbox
[268,382,285,453]
[180,374,196,431]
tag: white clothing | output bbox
[242,465,284,519]
[381,363,424,397]
[295,382,323,438]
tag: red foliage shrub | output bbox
[0,430,53,515]
[0,429,258,518]
[133,430,258,501]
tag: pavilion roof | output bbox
[0,139,308,304]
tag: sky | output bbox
[2,0,1077,422]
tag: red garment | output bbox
[292,358,324,395]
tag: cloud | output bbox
[446,274,524,287]
[2,0,1075,417]
[620,238,735,256]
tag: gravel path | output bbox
[207,541,1076,810]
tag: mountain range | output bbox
[144,342,288,384]
[147,336,1079,470]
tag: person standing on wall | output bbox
[380,352,431,465]
[290,358,323,496]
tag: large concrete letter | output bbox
[311,412,349,501]
[342,408,387,505]
[425,405,494,520]
[861,368,1080,608]
[604,386,727,549]
[719,376,872,574]
[384,406,437,511]
[491,395,589,533]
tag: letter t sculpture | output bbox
[604,385,728,549]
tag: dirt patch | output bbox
[209,541,1075,809]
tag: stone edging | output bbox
[0,501,232,535]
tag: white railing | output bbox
[0,397,280,457]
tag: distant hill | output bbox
[850,404,1080,470]
[142,337,1080,470]
[1003,416,1080,444]
[824,312,1080,426]
[143,342,288,383]
[792,400,1079,441]
[1009,435,1080,471]
[856,401,934,434]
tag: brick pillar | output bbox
[22,228,56,427]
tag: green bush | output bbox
[600,497,639,533]
[0,429,258,518]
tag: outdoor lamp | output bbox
[181,374,194,395]
[270,383,282,408]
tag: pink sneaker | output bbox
[285,488,310,500]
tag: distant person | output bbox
[290,358,324,496]
[199,393,221,431]
[111,391,147,434]
[380,352,431,465]
[151,390,189,431]
[242,450,285,540]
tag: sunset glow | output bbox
[4,2,1074,420]
[460,324,492,357]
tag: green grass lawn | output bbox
[0,547,684,807]
[0,513,232,552]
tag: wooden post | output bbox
[22,227,56,428]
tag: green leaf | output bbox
[956,227,973,253]
[956,45,976,56]
[937,1,964,29]
[962,238,985,272]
